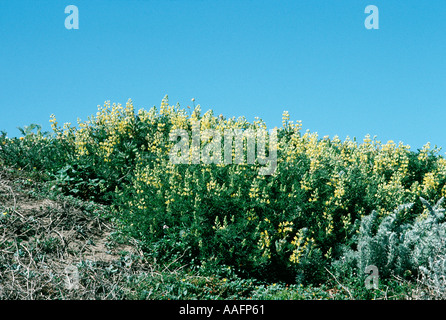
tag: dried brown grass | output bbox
[0,168,154,300]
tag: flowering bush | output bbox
[3,96,446,285]
[0,124,70,174]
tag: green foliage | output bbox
[130,263,257,300]
[0,124,72,175]
[51,163,108,202]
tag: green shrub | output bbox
[0,124,71,175]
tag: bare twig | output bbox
[324,267,354,300]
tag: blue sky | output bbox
[1,0,445,151]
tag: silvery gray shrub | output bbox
[334,197,446,296]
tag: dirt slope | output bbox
[0,168,149,299]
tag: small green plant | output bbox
[51,164,108,202]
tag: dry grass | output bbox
[0,168,155,300]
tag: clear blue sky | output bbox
[1,0,445,151]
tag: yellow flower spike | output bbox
[282,111,290,127]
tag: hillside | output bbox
[1,98,446,300]
[0,167,148,299]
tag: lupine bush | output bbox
[2,96,446,286]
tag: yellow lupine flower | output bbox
[418,142,431,161]
[290,229,313,264]
[278,221,293,234]
[422,172,438,192]
[258,230,271,258]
